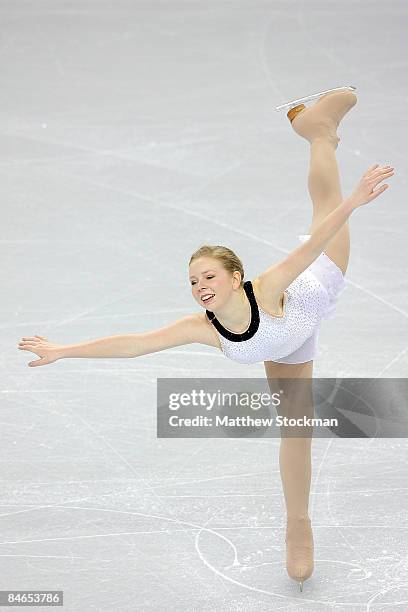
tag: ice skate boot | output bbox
[276,85,357,147]
[285,517,314,592]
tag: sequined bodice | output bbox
[207,273,331,365]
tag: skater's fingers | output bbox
[372,167,394,177]
[366,164,379,175]
[18,344,42,353]
[371,170,394,185]
[28,358,49,368]
[369,166,394,180]
[367,184,389,202]
[372,169,394,179]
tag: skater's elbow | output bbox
[134,314,202,357]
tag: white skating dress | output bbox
[206,235,347,364]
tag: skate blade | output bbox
[275,85,357,112]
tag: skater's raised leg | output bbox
[306,136,351,276]
[291,90,358,276]
[290,89,357,148]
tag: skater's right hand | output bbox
[17,335,64,367]
[348,164,394,209]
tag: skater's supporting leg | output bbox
[264,357,315,587]
[280,438,312,519]
[264,359,313,519]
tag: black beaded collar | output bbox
[205,280,260,342]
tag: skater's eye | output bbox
[191,275,214,286]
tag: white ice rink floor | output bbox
[3,1,408,610]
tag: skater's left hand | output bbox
[348,164,394,209]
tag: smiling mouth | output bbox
[201,294,215,303]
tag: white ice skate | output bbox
[276,85,357,124]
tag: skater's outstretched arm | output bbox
[17,314,212,367]
[257,164,394,296]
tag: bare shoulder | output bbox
[252,275,280,299]
[189,312,221,349]
[252,276,285,316]
[255,238,318,298]
[253,261,287,297]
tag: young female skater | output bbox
[18,87,394,591]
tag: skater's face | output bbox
[189,257,241,310]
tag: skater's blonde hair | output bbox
[189,245,245,288]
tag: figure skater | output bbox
[18,87,394,591]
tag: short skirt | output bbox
[272,234,347,364]
[299,234,347,321]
